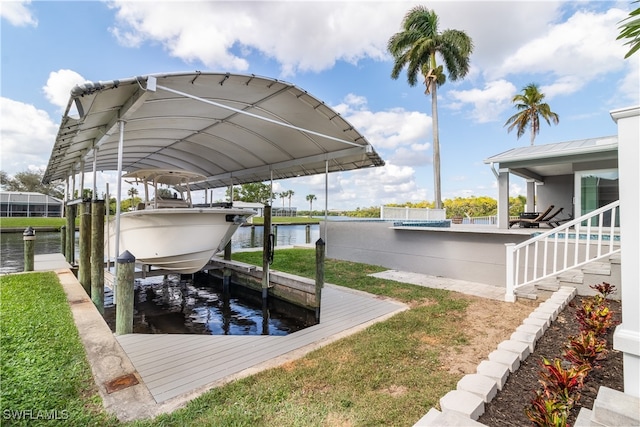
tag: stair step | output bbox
[558,271,584,284]
[582,262,611,276]
[534,278,560,291]
[514,284,538,300]
[592,386,640,426]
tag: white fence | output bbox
[380,206,446,221]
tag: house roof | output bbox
[484,136,618,180]
[0,192,63,205]
[42,72,385,189]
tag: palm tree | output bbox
[388,6,473,209]
[127,187,139,208]
[286,190,294,208]
[279,191,286,208]
[618,1,640,59]
[504,83,559,146]
[306,194,317,217]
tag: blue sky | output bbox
[1,0,638,210]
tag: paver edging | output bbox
[414,287,577,426]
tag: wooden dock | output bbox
[116,285,406,403]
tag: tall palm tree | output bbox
[127,187,139,208]
[504,83,559,146]
[388,6,473,209]
[286,190,294,208]
[306,194,317,217]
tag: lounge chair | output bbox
[509,205,554,228]
[538,207,566,228]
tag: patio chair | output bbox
[538,207,567,228]
[508,205,554,228]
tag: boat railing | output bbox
[504,200,620,302]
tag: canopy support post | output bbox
[114,119,126,298]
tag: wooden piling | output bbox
[224,240,232,261]
[65,203,76,265]
[262,205,272,300]
[60,225,66,257]
[306,224,311,244]
[23,227,35,272]
[91,200,105,314]
[115,250,135,335]
[78,201,91,294]
[315,238,325,323]
[250,225,256,247]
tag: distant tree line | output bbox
[0,170,64,199]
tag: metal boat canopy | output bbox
[42,72,385,188]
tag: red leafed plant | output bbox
[575,295,614,336]
[537,358,590,404]
[525,356,591,425]
[525,391,571,427]
[590,282,616,299]
[563,330,608,368]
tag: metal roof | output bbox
[42,72,384,188]
[483,136,618,180]
[0,191,63,205]
[484,136,617,164]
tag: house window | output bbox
[575,169,619,226]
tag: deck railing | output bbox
[504,200,620,302]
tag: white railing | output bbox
[505,200,620,302]
[380,206,447,221]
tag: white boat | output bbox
[106,169,255,273]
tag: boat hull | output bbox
[106,208,253,273]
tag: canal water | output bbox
[102,273,317,335]
[1,224,320,336]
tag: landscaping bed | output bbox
[479,295,623,426]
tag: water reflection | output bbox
[102,273,316,335]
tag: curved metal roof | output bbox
[42,72,384,188]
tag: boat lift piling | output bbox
[78,200,92,295]
[115,251,136,335]
[60,226,66,257]
[315,238,325,323]
[65,202,76,265]
[262,205,272,302]
[91,200,105,314]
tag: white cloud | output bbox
[108,1,402,76]
[0,97,58,175]
[0,0,37,27]
[494,8,629,87]
[330,162,428,207]
[336,94,431,151]
[42,70,89,110]
[448,79,516,123]
[390,146,431,167]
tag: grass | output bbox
[1,249,471,426]
[0,217,67,230]
[0,272,118,426]
[250,216,320,225]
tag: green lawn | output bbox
[0,272,119,426]
[0,217,67,230]
[1,250,471,426]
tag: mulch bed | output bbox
[478,296,623,427]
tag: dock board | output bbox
[117,285,406,403]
